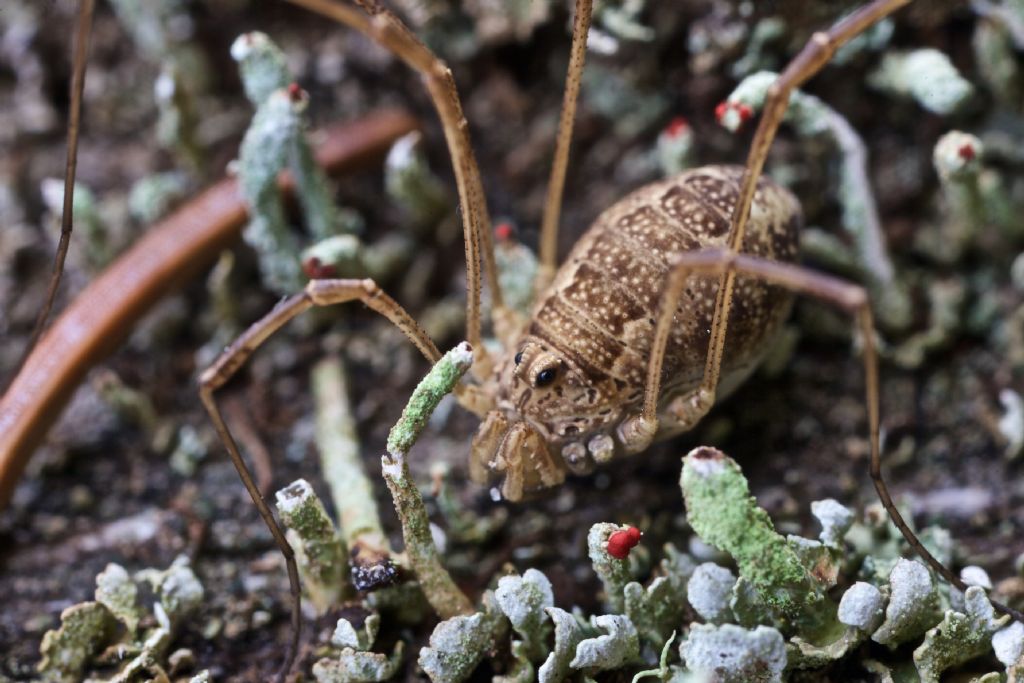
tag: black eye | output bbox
[514,351,523,365]
[535,367,557,387]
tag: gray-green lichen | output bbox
[313,641,405,683]
[231,31,290,107]
[913,587,1009,682]
[495,568,554,663]
[107,0,206,168]
[680,624,786,683]
[656,118,695,177]
[571,614,640,673]
[537,607,586,683]
[869,49,975,114]
[38,602,116,683]
[680,446,820,622]
[837,581,886,632]
[386,343,473,456]
[38,557,203,682]
[384,131,451,229]
[312,356,393,592]
[40,178,111,268]
[871,558,942,647]
[494,232,540,318]
[236,86,307,292]
[95,563,143,634]
[587,523,635,613]
[275,478,347,613]
[382,343,475,619]
[127,171,188,224]
[302,235,368,280]
[811,498,854,549]
[418,602,502,683]
[686,563,735,624]
[232,31,358,293]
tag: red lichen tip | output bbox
[606,526,643,559]
[287,82,303,101]
[664,116,689,138]
[957,143,976,161]
[495,222,514,241]
[714,101,728,122]
[302,256,337,279]
[715,101,754,128]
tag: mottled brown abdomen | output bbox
[527,165,801,425]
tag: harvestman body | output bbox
[470,167,801,500]
[195,0,1024,677]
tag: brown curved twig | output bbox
[0,110,418,508]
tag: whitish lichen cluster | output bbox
[232,31,361,293]
[38,557,208,682]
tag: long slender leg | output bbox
[692,0,913,421]
[630,248,1024,623]
[6,0,95,393]
[536,0,594,289]
[199,278,441,681]
[285,0,504,372]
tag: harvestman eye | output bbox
[514,351,523,365]
[535,367,557,387]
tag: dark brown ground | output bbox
[1,1,1022,681]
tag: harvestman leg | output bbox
[620,0,1024,623]
[536,0,594,290]
[199,278,442,681]
[634,0,917,440]
[6,0,95,392]
[285,0,511,365]
[635,249,1024,623]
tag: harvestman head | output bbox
[193,0,1024,678]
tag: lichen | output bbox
[38,602,117,683]
[494,569,554,663]
[811,499,854,549]
[570,614,640,673]
[313,641,405,683]
[275,478,347,614]
[837,581,886,632]
[384,131,450,228]
[994,622,1024,667]
[587,522,635,613]
[418,602,503,683]
[913,587,1009,682]
[686,563,736,624]
[680,447,820,622]
[680,624,786,683]
[871,559,942,648]
[386,343,473,456]
[94,564,143,634]
[382,343,475,619]
[538,607,586,683]
[38,557,203,682]
[869,49,974,114]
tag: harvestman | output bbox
[195,0,1024,677]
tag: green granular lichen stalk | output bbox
[386,343,474,455]
[587,523,634,614]
[382,343,475,619]
[274,479,347,614]
[312,357,389,554]
[680,447,818,621]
